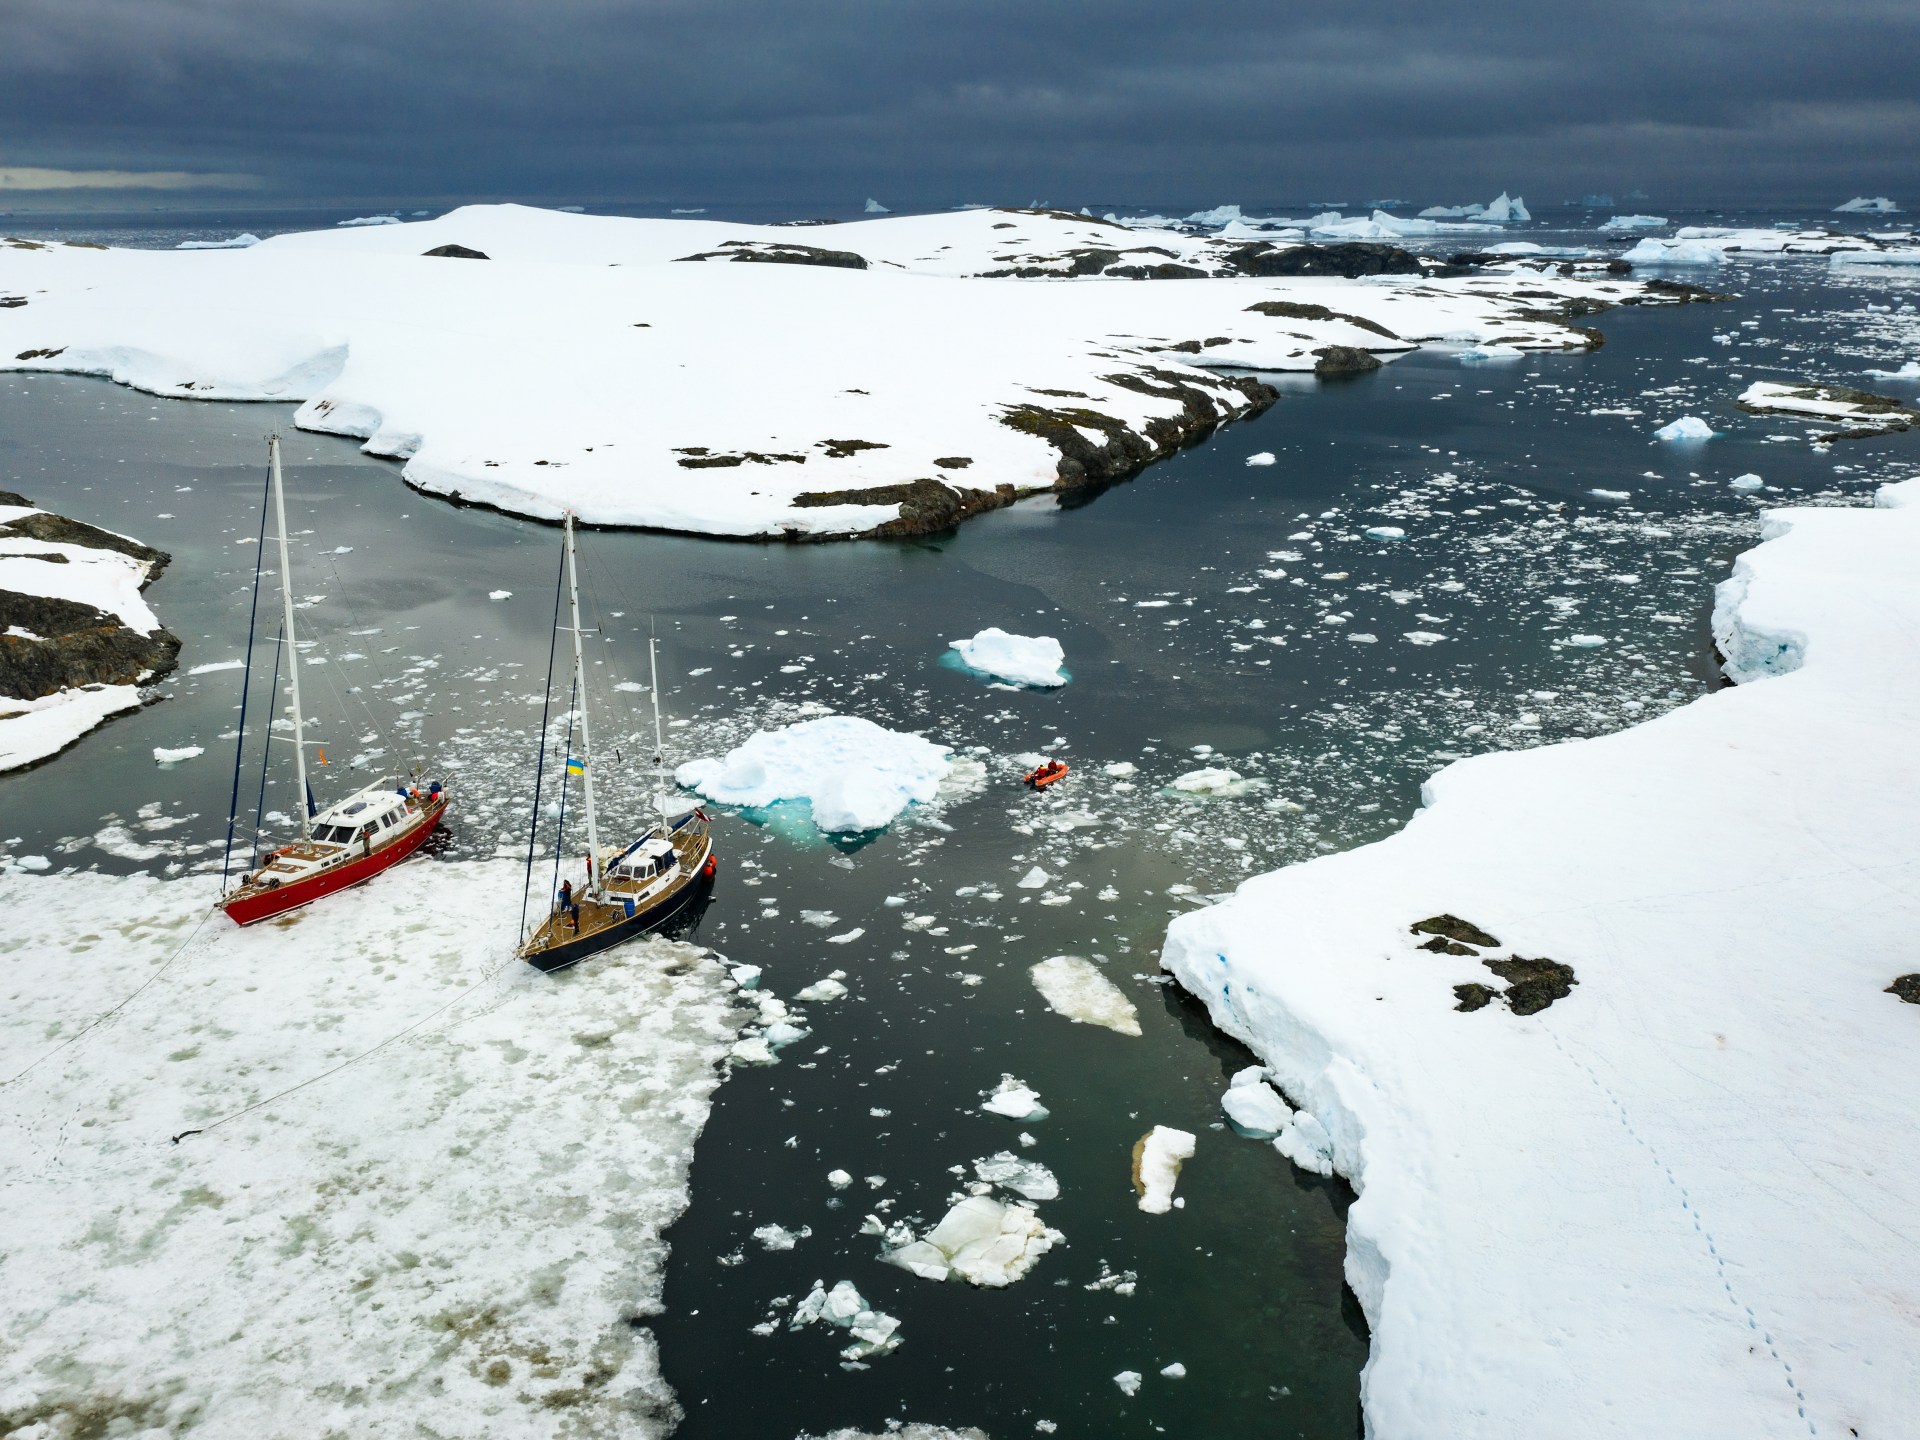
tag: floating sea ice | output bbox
[1654,416,1715,441]
[973,1151,1060,1201]
[886,1195,1062,1286]
[1590,488,1632,500]
[1028,955,1142,1036]
[1114,1371,1143,1397]
[1017,866,1051,889]
[864,198,891,214]
[1103,761,1137,777]
[1599,214,1668,230]
[753,1223,808,1250]
[1364,525,1407,540]
[1161,1362,1187,1378]
[828,1169,853,1188]
[1622,237,1724,265]
[1403,631,1447,646]
[1245,452,1276,467]
[948,628,1068,688]
[789,1279,902,1360]
[794,975,849,1002]
[176,233,262,250]
[826,927,865,944]
[1166,766,1264,798]
[1220,1077,1293,1137]
[1133,1125,1196,1214]
[981,1074,1049,1122]
[1729,473,1765,490]
[6,855,51,872]
[676,714,952,834]
[489,590,512,600]
[1273,1110,1336,1177]
[1835,196,1900,213]
[1565,634,1608,648]
[152,746,204,764]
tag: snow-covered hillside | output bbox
[2,207,1639,539]
[0,862,748,1437]
[1162,480,1920,1438]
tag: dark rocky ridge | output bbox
[675,240,867,271]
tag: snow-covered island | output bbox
[0,493,179,771]
[4,206,1664,540]
[1162,478,1920,1437]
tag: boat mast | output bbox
[649,628,665,795]
[270,435,312,840]
[563,513,603,896]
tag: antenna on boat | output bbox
[562,511,603,898]
[268,434,312,840]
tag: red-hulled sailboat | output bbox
[218,435,450,925]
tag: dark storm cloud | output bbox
[3,0,1916,207]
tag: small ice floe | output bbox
[974,1151,1060,1201]
[947,628,1068,688]
[1102,761,1137,777]
[5,855,52,873]
[1017,866,1051,889]
[1165,766,1265,798]
[981,1074,1049,1121]
[1220,1068,1293,1138]
[1622,237,1724,265]
[676,714,952,833]
[1402,631,1447,646]
[1245,452,1277,467]
[1133,1125,1196,1214]
[826,927,865,944]
[489,589,512,600]
[752,1222,808,1251]
[1865,360,1920,379]
[1599,214,1668,230]
[186,659,246,675]
[1160,1362,1187,1379]
[1114,1371,1143,1397]
[864,198,891,214]
[1364,525,1407,540]
[828,1169,853,1188]
[152,746,204,764]
[1729,473,1765,491]
[1028,956,1141,1036]
[729,964,762,989]
[336,214,403,226]
[789,1279,902,1362]
[1654,416,1715,441]
[1457,344,1525,363]
[1565,634,1608,648]
[1589,488,1632,500]
[884,1195,1062,1286]
[794,974,849,1002]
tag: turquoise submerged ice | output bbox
[675,713,952,834]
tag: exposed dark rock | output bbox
[933,456,972,469]
[0,590,180,701]
[675,240,867,270]
[422,243,489,260]
[992,206,1128,229]
[816,438,890,459]
[0,490,30,507]
[1313,345,1383,377]
[1412,914,1500,947]
[0,296,25,308]
[1453,983,1496,1012]
[790,477,1019,537]
[673,448,807,469]
[15,347,63,361]
[1244,300,1401,340]
[1620,278,1733,304]
[1887,975,1920,1004]
[0,512,170,576]
[1420,936,1476,956]
[1740,382,1915,433]
[1218,241,1423,278]
[1483,957,1578,1015]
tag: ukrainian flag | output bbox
[565,757,586,776]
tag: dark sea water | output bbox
[1,213,1916,1438]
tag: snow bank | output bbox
[1161,476,1920,1437]
[676,714,952,833]
[946,627,1067,688]
[176,233,261,250]
[1028,955,1141,1035]
[1599,214,1667,230]
[1622,237,1724,266]
[0,862,746,1435]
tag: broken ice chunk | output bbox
[981,1074,1049,1121]
[752,1223,807,1251]
[885,1195,1062,1287]
[1028,955,1141,1036]
[794,976,849,1002]
[788,1278,903,1360]
[827,1169,853,1188]
[1114,1370,1143,1397]
[1160,1362,1187,1378]
[1274,1110,1336,1177]
[1132,1126,1196,1214]
[1220,1079,1293,1138]
[973,1151,1060,1201]
[1016,866,1051,889]
[1654,415,1714,441]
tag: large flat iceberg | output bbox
[675,713,952,833]
[1161,477,1920,1437]
[946,627,1067,687]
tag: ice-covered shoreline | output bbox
[0,861,749,1437]
[3,206,1646,541]
[1162,479,1920,1437]
[0,495,178,771]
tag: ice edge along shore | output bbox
[1163,477,1920,1438]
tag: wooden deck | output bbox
[521,824,710,960]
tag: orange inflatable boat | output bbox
[1024,759,1070,790]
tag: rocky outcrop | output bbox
[1217,241,1424,278]
[1244,300,1402,340]
[422,244,490,260]
[675,240,868,270]
[791,477,1021,538]
[1313,345,1384,377]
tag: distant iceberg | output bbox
[864,198,890,214]
[1622,237,1723,265]
[1599,214,1667,231]
[336,214,401,227]
[675,714,951,833]
[176,233,260,250]
[1418,192,1530,223]
[1834,196,1900,214]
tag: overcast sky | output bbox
[4,0,1915,211]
